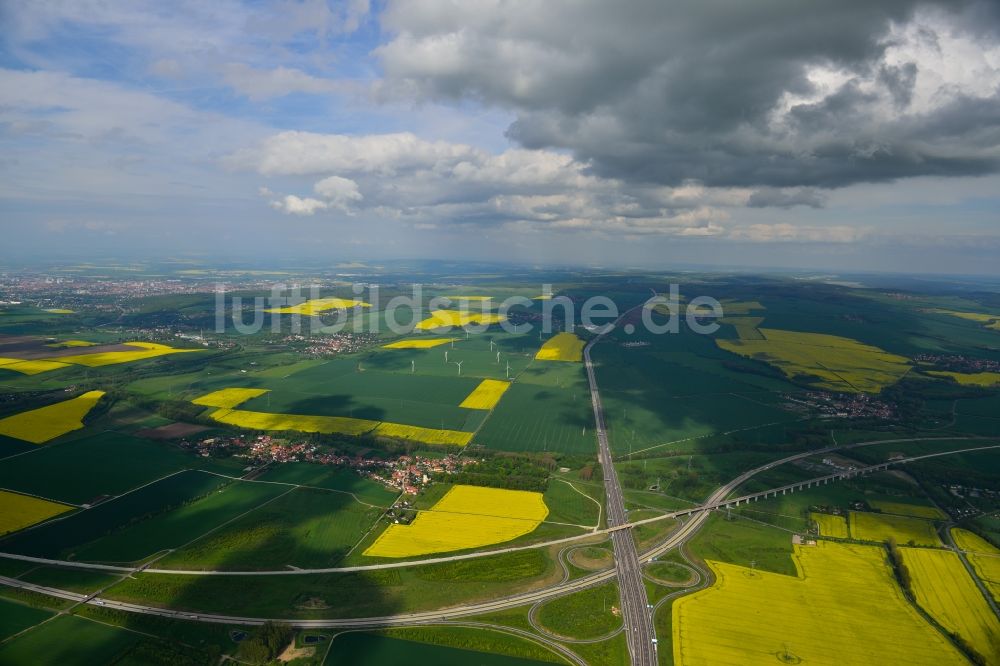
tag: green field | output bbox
[0,431,240,504]
[364,331,538,380]
[588,326,800,457]
[69,479,291,563]
[542,479,602,527]
[645,561,695,585]
[600,389,794,457]
[19,566,123,594]
[535,580,622,639]
[475,362,594,453]
[240,366,486,430]
[618,451,795,503]
[570,631,629,666]
[0,597,53,641]
[0,434,37,458]
[156,486,384,570]
[379,624,568,664]
[256,462,400,506]
[105,549,559,619]
[325,631,559,665]
[687,513,796,576]
[0,471,230,558]
[0,557,39,577]
[72,603,247,661]
[0,614,141,666]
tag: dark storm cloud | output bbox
[747,188,826,209]
[378,0,1000,188]
[878,63,919,108]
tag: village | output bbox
[783,391,896,420]
[179,433,474,496]
[277,331,379,356]
[914,353,1000,374]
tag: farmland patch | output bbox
[902,546,1000,662]
[534,332,584,362]
[0,490,73,536]
[363,485,548,558]
[717,328,911,393]
[0,391,104,443]
[849,511,941,546]
[673,542,965,665]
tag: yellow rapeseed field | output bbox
[415,309,507,330]
[192,388,270,409]
[901,547,1000,662]
[928,370,1000,386]
[534,332,585,362]
[928,309,1000,331]
[810,512,848,538]
[372,422,472,446]
[0,358,72,375]
[263,297,371,315]
[0,390,105,444]
[363,485,548,557]
[194,389,472,444]
[717,328,911,393]
[459,379,511,410]
[0,490,73,535]
[867,500,946,520]
[54,342,203,367]
[849,511,941,546]
[382,338,457,349]
[46,340,97,348]
[718,316,766,341]
[672,541,966,665]
[952,528,1000,601]
[43,308,75,314]
[207,408,379,436]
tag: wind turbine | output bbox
[444,350,449,363]
[453,360,463,375]
[505,360,510,379]
[411,360,415,373]
[496,351,501,363]
[489,339,495,351]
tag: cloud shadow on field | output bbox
[281,395,386,422]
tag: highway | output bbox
[1,440,995,644]
[583,307,657,666]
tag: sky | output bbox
[1,0,999,274]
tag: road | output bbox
[1,441,995,641]
[583,307,657,666]
[2,438,990,577]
